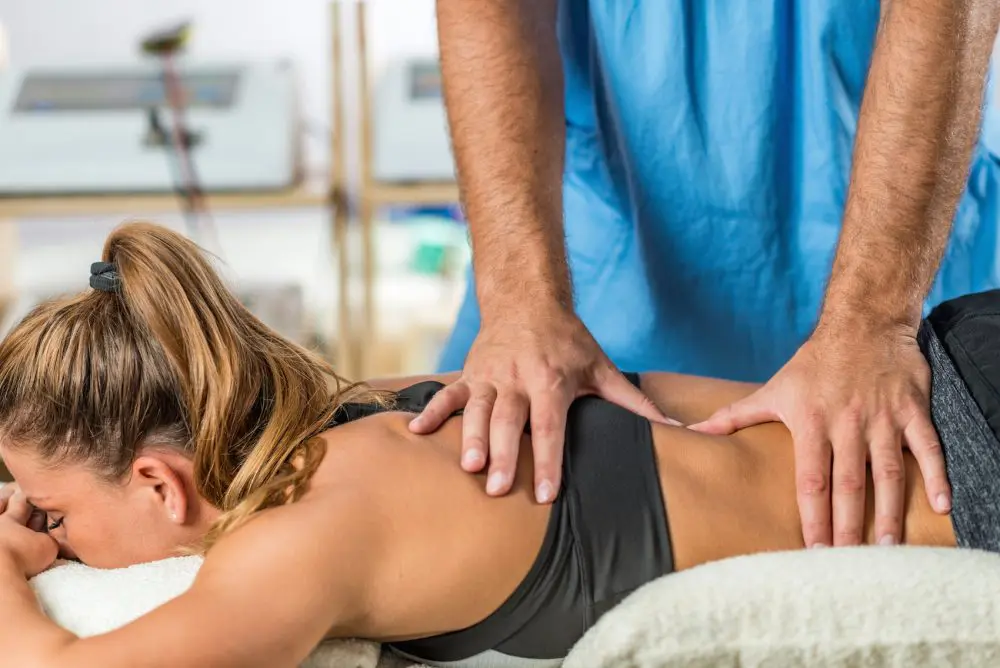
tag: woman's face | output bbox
[0,446,199,569]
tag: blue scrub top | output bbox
[439,0,1000,381]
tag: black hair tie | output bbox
[90,262,121,293]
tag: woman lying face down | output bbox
[0,222,982,668]
[0,222,378,572]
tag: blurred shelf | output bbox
[0,181,460,219]
[0,181,330,218]
[363,181,460,206]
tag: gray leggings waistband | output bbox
[920,322,1000,553]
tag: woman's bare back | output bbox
[310,410,550,642]
[310,372,956,642]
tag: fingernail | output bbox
[536,480,555,503]
[811,542,828,549]
[936,493,952,513]
[878,535,897,546]
[408,417,423,429]
[486,472,507,495]
[462,449,484,469]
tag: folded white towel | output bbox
[29,556,383,668]
[31,557,200,637]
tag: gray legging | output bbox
[920,318,1000,553]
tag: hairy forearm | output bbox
[0,559,75,667]
[821,0,1000,333]
[436,0,569,322]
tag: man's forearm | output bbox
[437,0,569,323]
[820,0,1000,334]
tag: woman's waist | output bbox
[651,415,955,569]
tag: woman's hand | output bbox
[0,484,59,578]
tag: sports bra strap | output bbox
[328,381,451,427]
[327,374,640,428]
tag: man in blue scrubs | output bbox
[412,1,1000,549]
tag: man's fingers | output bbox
[688,390,777,435]
[528,392,572,504]
[594,368,676,425]
[459,386,497,474]
[410,382,469,435]
[486,393,529,497]
[869,421,905,545]
[830,415,867,547]
[904,412,952,514]
[793,424,833,547]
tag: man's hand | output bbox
[691,326,951,548]
[691,0,999,549]
[411,307,670,503]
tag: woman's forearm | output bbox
[0,504,372,668]
[0,557,76,667]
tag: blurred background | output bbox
[0,0,467,380]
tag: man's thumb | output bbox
[688,391,776,435]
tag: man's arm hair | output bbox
[436,0,569,325]
[820,0,1000,333]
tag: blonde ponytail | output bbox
[0,221,387,550]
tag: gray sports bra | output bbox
[334,376,674,668]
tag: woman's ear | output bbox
[130,454,190,525]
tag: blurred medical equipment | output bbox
[138,21,217,247]
[372,58,454,182]
[0,61,298,195]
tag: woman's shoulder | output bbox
[314,408,463,491]
[202,480,387,637]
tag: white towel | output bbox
[31,557,200,637]
[564,546,1000,667]
[29,556,384,668]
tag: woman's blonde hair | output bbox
[0,221,385,549]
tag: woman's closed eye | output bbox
[46,516,64,532]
